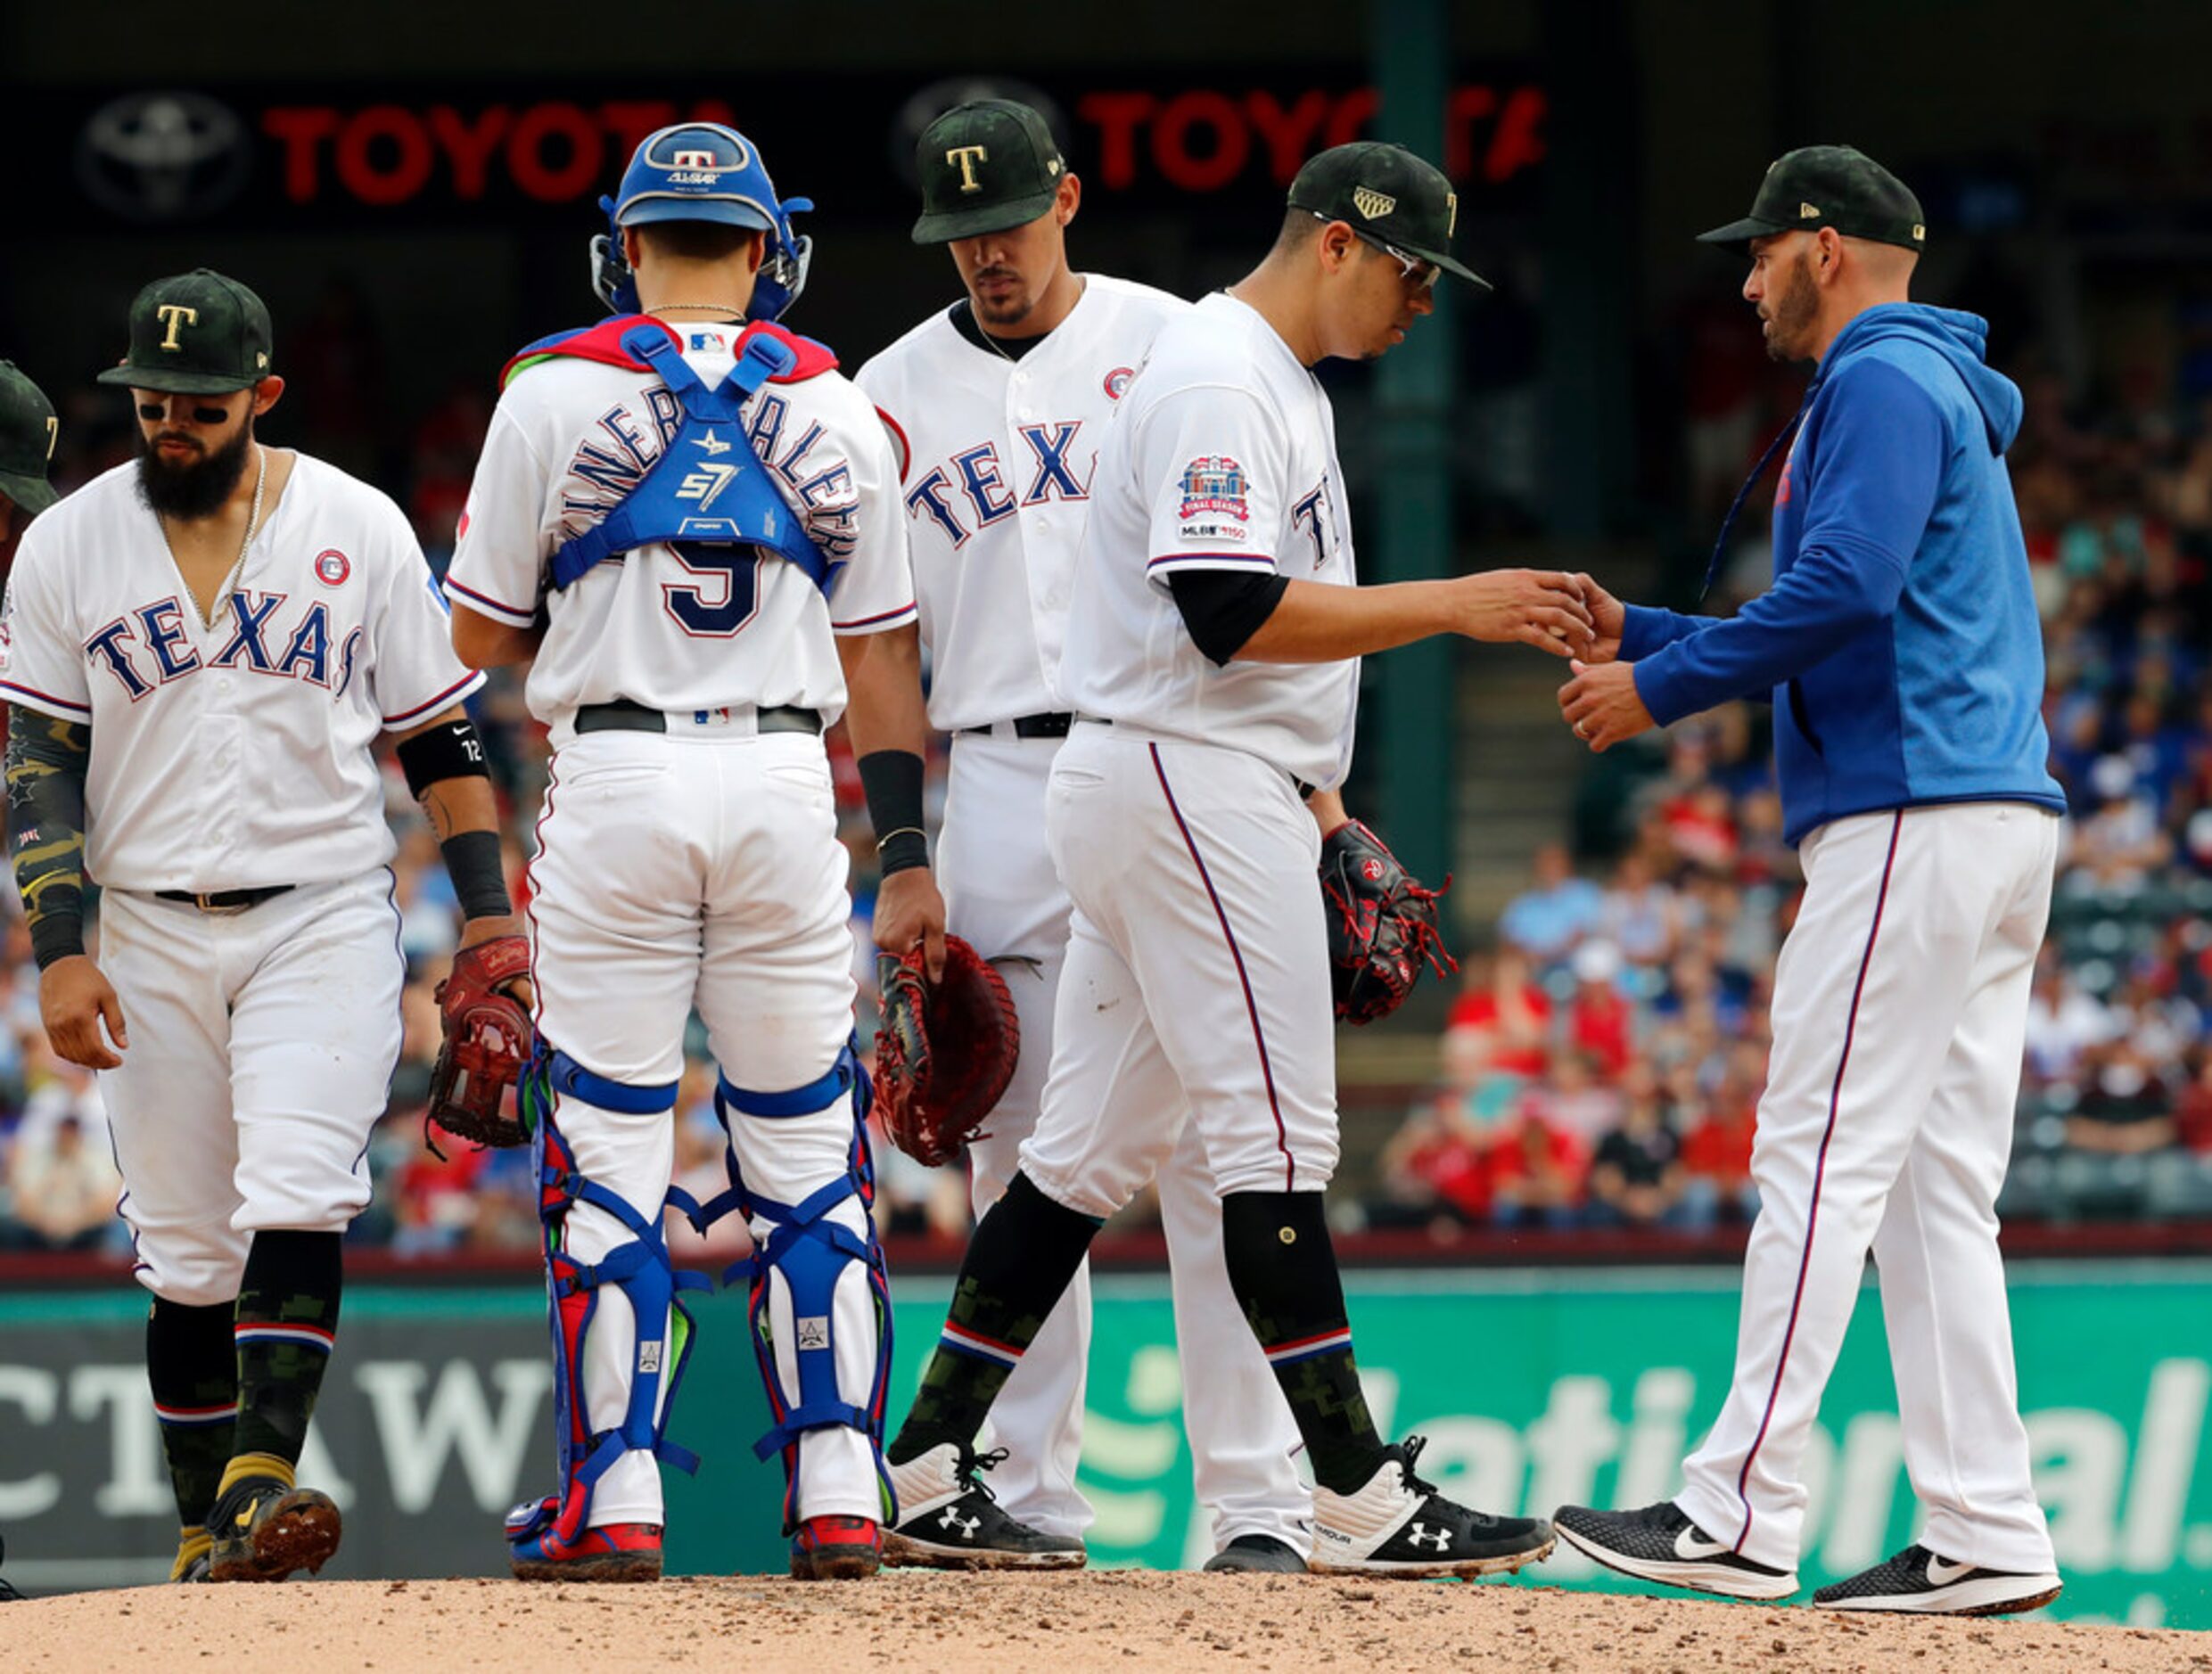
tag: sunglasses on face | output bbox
[138,400,234,425]
[1310,211,1442,292]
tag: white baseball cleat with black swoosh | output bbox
[1813,1544,2061,1615]
[1552,1501,1798,1599]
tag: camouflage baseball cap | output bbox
[1287,142,1490,291]
[1698,145,1927,253]
[95,268,275,396]
[0,361,60,515]
[911,100,1068,245]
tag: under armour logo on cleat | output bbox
[1405,1522,1451,1551]
[938,1508,983,1540]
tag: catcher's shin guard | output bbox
[681,1042,894,1532]
[512,1052,710,1559]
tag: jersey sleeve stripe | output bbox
[442,577,538,627]
[875,406,913,484]
[0,680,93,717]
[382,670,488,729]
[831,602,919,634]
[1145,553,1279,571]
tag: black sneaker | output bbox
[1202,1534,1308,1573]
[883,1443,1086,1571]
[1311,1437,1555,1579]
[1553,1501,1796,1600]
[1813,1544,2061,1616]
[0,1534,22,1601]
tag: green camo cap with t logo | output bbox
[1698,145,1927,253]
[96,268,275,396]
[1287,141,1490,291]
[0,361,60,515]
[911,100,1068,245]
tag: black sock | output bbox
[1221,1190,1386,1496]
[147,1298,239,1526]
[232,1229,343,1467]
[887,1172,1101,1466]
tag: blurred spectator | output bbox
[1499,843,1601,970]
[1445,948,1550,1078]
[8,1109,122,1251]
[1486,1105,1587,1230]
[1588,1062,1686,1228]
[1563,943,1635,1079]
[1681,1044,1764,1228]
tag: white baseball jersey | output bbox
[1059,291,1360,791]
[444,322,915,731]
[0,455,484,892]
[855,275,1184,730]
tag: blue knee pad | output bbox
[672,1040,892,1530]
[508,1046,712,1554]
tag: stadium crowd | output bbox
[3,320,2210,1258]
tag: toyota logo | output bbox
[76,91,251,223]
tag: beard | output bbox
[136,416,254,521]
[1762,252,1820,363]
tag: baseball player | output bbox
[447,122,940,1584]
[0,270,514,1585]
[853,99,1312,1574]
[0,360,61,559]
[1552,148,2067,1616]
[874,142,1595,1578]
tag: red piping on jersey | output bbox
[876,406,912,485]
[1147,742,1295,1189]
[0,679,93,716]
[382,671,483,729]
[1732,808,1904,1555]
[831,602,918,632]
[444,576,536,625]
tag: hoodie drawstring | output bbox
[1700,385,1816,601]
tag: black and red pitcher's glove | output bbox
[1320,819,1459,1026]
[426,935,534,1153]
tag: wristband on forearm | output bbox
[7,709,92,970]
[857,750,929,876]
[440,829,513,920]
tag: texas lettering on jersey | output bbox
[84,588,364,702]
[902,420,1093,547]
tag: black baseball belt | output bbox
[959,712,1075,740]
[575,699,822,736]
[155,885,296,915]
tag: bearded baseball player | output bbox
[1553,148,2066,1616]
[447,122,942,1584]
[874,142,1596,1578]
[0,270,514,1584]
[853,99,1312,1574]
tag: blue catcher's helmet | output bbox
[589,123,814,322]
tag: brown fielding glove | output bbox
[1320,819,1460,1026]
[874,934,1018,1168]
[426,935,535,1153]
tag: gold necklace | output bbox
[160,446,268,631]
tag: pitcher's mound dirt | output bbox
[5,1571,2205,1672]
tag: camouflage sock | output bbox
[1221,1190,1386,1496]
[887,1173,1100,1465]
[231,1229,343,1467]
[147,1297,238,1528]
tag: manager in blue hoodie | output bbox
[1552,149,2066,1618]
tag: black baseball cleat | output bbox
[206,1473,343,1582]
[1202,1534,1308,1574]
[883,1443,1087,1571]
[1311,1438,1555,1579]
[1813,1544,2061,1616]
[1553,1501,1797,1600]
[0,1533,23,1601]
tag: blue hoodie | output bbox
[1624,303,2065,845]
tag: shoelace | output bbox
[1395,1434,1437,1497]
[957,1444,1010,1502]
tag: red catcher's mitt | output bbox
[874,935,1019,1169]
[1320,819,1459,1026]
[426,935,534,1153]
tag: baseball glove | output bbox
[1320,819,1459,1026]
[425,935,535,1154]
[874,935,1018,1169]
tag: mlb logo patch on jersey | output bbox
[1178,455,1249,521]
[314,549,351,587]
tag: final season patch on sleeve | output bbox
[1176,455,1252,543]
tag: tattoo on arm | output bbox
[417,782,460,842]
[6,707,91,966]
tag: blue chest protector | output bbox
[547,324,841,598]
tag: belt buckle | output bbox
[195,890,250,916]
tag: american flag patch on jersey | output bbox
[1178,455,1251,521]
